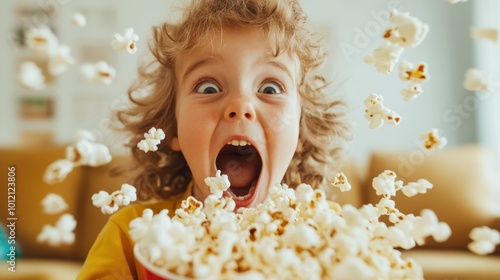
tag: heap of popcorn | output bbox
[130,170,448,279]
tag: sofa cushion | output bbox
[0,146,84,259]
[366,144,500,250]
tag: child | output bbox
[78,0,352,278]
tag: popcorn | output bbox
[43,159,74,184]
[204,170,231,199]
[399,61,430,84]
[364,42,404,74]
[18,61,46,91]
[48,44,76,76]
[130,170,450,279]
[92,183,137,215]
[468,226,500,255]
[364,93,402,129]
[66,130,112,167]
[80,61,116,85]
[470,27,498,42]
[463,68,491,91]
[37,214,77,246]
[420,128,448,151]
[25,26,59,55]
[112,28,140,54]
[383,10,429,48]
[401,179,433,197]
[71,12,87,27]
[401,83,423,101]
[41,193,68,214]
[332,172,351,192]
[137,127,165,153]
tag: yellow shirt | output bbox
[77,183,193,280]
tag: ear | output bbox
[170,137,181,151]
[295,140,303,153]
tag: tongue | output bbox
[216,153,260,188]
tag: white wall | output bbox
[1,0,478,170]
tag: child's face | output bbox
[172,27,301,208]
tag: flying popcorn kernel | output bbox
[137,127,166,153]
[204,170,231,198]
[399,61,430,84]
[468,226,500,255]
[37,214,77,246]
[25,26,59,55]
[43,159,74,184]
[66,130,112,167]
[383,10,429,48]
[364,42,404,74]
[80,61,116,85]
[364,93,402,129]
[401,179,433,197]
[420,128,447,151]
[470,27,498,42]
[92,183,138,215]
[71,12,87,27]
[332,172,351,192]
[18,61,46,91]
[48,44,76,76]
[41,193,68,214]
[401,83,423,101]
[112,28,139,54]
[463,68,491,91]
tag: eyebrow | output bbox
[263,59,296,83]
[181,56,219,82]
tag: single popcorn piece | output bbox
[364,42,404,74]
[401,83,423,101]
[399,61,430,84]
[71,12,87,27]
[204,170,231,198]
[92,183,137,215]
[463,68,491,91]
[112,28,140,54]
[137,127,166,153]
[48,44,76,76]
[401,179,433,197]
[470,27,498,42]
[332,172,351,192]
[43,159,74,184]
[468,226,500,255]
[372,170,402,197]
[18,61,46,91]
[420,128,447,151]
[37,214,77,246]
[80,61,116,85]
[41,193,68,214]
[25,26,59,55]
[383,10,429,48]
[66,130,112,167]
[364,93,402,129]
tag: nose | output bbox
[224,93,256,121]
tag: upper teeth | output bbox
[227,140,252,146]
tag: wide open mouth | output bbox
[215,141,262,199]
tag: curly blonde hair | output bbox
[117,0,352,200]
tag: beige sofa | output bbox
[0,144,499,279]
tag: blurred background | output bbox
[0,0,499,171]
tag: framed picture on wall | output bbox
[19,95,54,120]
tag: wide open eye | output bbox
[196,81,221,94]
[257,81,283,94]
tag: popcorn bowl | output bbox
[134,244,197,280]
